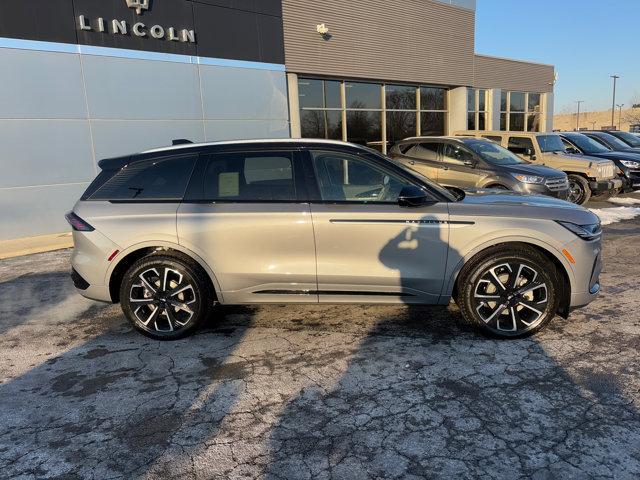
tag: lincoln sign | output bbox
[78,15,196,43]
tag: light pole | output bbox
[590,121,597,130]
[575,100,584,130]
[611,75,620,127]
[617,103,624,130]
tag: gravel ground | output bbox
[0,216,638,479]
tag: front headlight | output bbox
[620,159,640,168]
[511,173,545,184]
[556,220,602,241]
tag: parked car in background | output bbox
[599,130,640,149]
[388,137,569,199]
[67,139,602,340]
[455,131,621,205]
[560,132,640,192]
[582,131,640,154]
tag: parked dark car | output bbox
[582,131,640,154]
[560,132,640,192]
[388,137,569,199]
[603,130,640,149]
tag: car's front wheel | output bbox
[456,245,561,338]
[120,254,212,340]
[567,174,591,205]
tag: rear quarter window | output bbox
[89,154,197,201]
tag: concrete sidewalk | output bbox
[0,232,73,260]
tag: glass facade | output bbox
[467,88,488,131]
[500,91,542,132]
[298,77,447,153]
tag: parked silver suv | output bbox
[67,140,602,339]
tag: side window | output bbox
[90,155,197,200]
[202,151,296,201]
[441,143,475,165]
[406,142,440,161]
[561,138,579,153]
[310,150,412,202]
[482,135,502,143]
[508,136,535,155]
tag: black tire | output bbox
[455,245,561,339]
[119,254,212,340]
[567,175,591,205]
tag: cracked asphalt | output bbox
[0,218,639,479]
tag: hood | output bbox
[500,163,564,178]
[584,151,640,162]
[451,190,599,225]
[550,151,611,165]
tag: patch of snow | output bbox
[589,207,640,225]
[608,197,640,206]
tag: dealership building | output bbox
[0,0,555,241]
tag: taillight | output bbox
[65,211,94,232]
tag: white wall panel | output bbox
[0,48,87,119]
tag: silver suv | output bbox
[67,140,602,339]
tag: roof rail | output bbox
[172,139,193,146]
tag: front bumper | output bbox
[522,183,569,200]
[622,169,640,191]
[567,237,603,309]
[589,178,623,195]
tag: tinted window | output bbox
[591,133,629,150]
[347,111,382,150]
[91,155,197,200]
[386,84,416,110]
[611,131,640,147]
[386,111,416,147]
[300,110,342,140]
[298,78,341,109]
[202,152,296,201]
[420,112,445,135]
[510,92,525,112]
[508,136,534,155]
[510,113,525,131]
[406,143,440,161]
[563,134,608,153]
[442,144,475,165]
[310,150,412,202]
[482,135,503,143]
[538,135,566,153]
[345,81,381,109]
[421,87,447,111]
[528,93,541,113]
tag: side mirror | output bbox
[524,148,533,156]
[463,159,477,168]
[398,185,434,208]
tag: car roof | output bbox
[98,138,372,170]
[141,138,362,154]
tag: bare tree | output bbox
[623,97,640,125]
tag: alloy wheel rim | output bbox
[129,267,197,333]
[472,262,549,334]
[567,180,584,204]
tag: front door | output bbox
[177,149,317,304]
[397,141,443,182]
[306,149,450,304]
[437,142,482,188]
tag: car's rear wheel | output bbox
[567,175,591,205]
[456,246,561,338]
[120,254,211,340]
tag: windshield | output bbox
[595,133,631,150]
[564,133,610,154]
[538,134,566,153]
[463,139,526,165]
[612,131,640,147]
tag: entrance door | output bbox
[306,149,450,304]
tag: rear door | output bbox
[397,141,443,182]
[177,147,317,304]
[304,148,450,304]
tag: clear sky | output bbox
[474,0,640,114]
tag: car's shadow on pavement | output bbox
[0,247,639,478]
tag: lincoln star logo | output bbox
[126,0,150,15]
